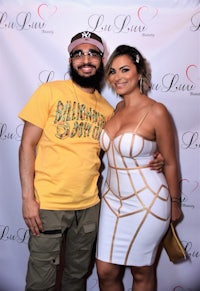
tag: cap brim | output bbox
[68,38,104,53]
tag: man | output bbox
[19,31,113,291]
[19,31,163,291]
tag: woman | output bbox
[96,45,183,291]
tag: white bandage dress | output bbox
[96,114,171,266]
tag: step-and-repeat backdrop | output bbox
[0,0,199,290]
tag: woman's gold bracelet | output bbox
[171,197,181,203]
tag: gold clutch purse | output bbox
[162,223,187,263]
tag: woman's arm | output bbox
[153,103,183,222]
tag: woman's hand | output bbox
[171,201,183,223]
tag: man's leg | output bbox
[25,210,73,291]
[61,203,100,291]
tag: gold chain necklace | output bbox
[71,81,98,112]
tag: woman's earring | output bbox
[140,78,143,93]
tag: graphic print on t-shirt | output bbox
[54,100,105,140]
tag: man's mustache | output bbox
[78,64,96,69]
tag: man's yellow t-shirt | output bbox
[18,80,113,210]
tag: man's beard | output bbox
[69,62,104,92]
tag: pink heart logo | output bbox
[138,6,158,24]
[186,64,200,84]
[38,4,57,20]
[180,178,199,196]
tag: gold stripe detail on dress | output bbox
[124,192,165,265]
[108,164,149,170]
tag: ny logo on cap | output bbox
[81,31,91,38]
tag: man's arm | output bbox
[148,152,165,172]
[19,121,44,236]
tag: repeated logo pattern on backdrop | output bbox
[0,1,200,290]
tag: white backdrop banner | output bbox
[0,0,200,290]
